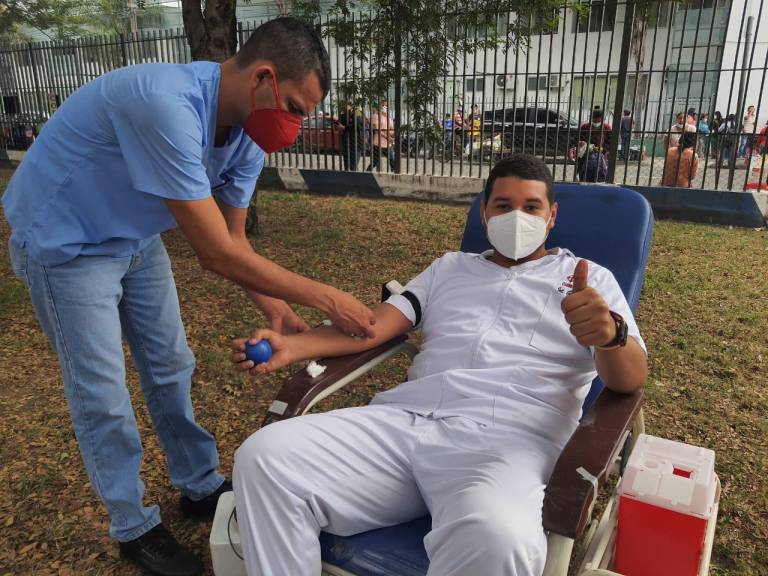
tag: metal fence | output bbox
[1,0,767,191]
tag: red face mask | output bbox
[243,73,303,153]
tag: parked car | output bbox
[481,107,580,157]
[294,114,342,153]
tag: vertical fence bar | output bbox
[487,13,500,175]
[678,3,707,188]
[738,0,765,191]
[698,0,723,187]
[522,15,532,157]
[715,0,746,189]
[544,12,554,168]
[468,14,478,177]
[532,15,543,160]
[564,4,580,181]
[449,12,460,177]
[648,1,677,187]
[459,14,468,176]
[607,0,635,182]
[660,4,691,188]
[634,1,663,186]
[511,14,521,160]
[499,11,511,173]
[751,28,768,188]
[584,0,604,171]
[28,43,45,120]
[622,4,643,183]
[478,17,489,177]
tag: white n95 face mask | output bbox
[485,209,550,260]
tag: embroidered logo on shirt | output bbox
[557,274,574,295]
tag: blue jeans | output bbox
[738,135,751,158]
[8,235,223,541]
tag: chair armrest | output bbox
[542,387,644,539]
[261,335,418,427]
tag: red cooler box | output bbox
[615,434,718,576]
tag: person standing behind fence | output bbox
[577,108,611,182]
[718,113,738,167]
[338,104,365,171]
[662,131,699,188]
[2,17,378,576]
[667,111,696,149]
[738,105,756,159]
[697,113,710,157]
[442,113,455,153]
[710,111,723,159]
[757,120,768,155]
[463,105,482,157]
[619,109,632,160]
[367,101,396,172]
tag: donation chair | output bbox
[257,184,653,576]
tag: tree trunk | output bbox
[180,0,237,62]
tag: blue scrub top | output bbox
[2,61,264,266]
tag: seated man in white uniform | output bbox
[230,154,648,576]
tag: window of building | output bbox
[518,9,560,35]
[526,74,560,91]
[573,1,616,33]
[465,77,485,92]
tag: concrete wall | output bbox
[261,166,768,228]
[2,149,764,227]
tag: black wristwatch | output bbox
[597,311,628,350]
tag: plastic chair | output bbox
[259,183,654,576]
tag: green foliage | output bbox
[0,0,91,41]
[292,0,569,128]
[0,0,164,43]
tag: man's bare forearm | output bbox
[284,303,411,362]
[595,337,647,393]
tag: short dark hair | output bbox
[236,17,331,96]
[623,109,631,115]
[483,154,555,204]
[592,108,604,121]
[681,131,697,149]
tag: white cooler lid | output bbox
[620,433,717,519]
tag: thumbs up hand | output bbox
[561,260,617,348]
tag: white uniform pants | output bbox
[233,405,562,576]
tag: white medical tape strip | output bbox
[268,400,288,416]
[576,466,599,503]
[306,360,327,378]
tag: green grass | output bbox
[0,172,766,574]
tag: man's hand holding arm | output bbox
[562,260,648,393]
[230,302,412,374]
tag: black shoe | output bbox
[119,523,203,576]
[179,479,232,520]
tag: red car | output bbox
[295,115,343,153]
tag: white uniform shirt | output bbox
[373,248,646,447]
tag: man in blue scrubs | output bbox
[3,17,375,576]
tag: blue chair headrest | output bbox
[460,183,654,413]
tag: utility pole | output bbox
[607,0,636,183]
[128,0,138,35]
[735,15,753,126]
[730,15,753,190]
